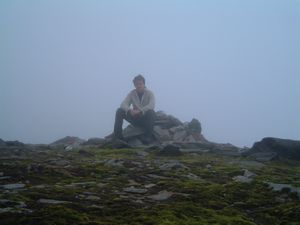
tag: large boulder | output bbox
[243,137,300,161]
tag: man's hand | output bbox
[129,109,142,117]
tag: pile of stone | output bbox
[118,111,209,147]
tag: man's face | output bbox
[134,80,145,94]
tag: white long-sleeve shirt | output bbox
[120,88,155,114]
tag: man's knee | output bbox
[116,108,126,118]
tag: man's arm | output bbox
[120,92,132,113]
[140,91,155,114]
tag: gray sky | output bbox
[1,0,299,147]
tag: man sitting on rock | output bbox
[113,75,156,144]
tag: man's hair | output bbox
[133,74,145,85]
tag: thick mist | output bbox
[1,0,299,147]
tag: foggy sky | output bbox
[1,0,299,147]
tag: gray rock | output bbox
[148,190,173,201]
[0,176,11,180]
[158,144,182,156]
[244,137,300,160]
[64,181,96,188]
[173,130,187,142]
[86,195,101,201]
[104,158,124,167]
[265,182,300,198]
[153,126,172,142]
[82,138,105,146]
[188,118,202,134]
[154,111,183,129]
[123,186,148,194]
[250,152,278,162]
[233,169,256,183]
[37,199,69,204]
[127,138,145,147]
[159,161,188,171]
[123,125,145,139]
[0,183,25,190]
[50,136,85,147]
[144,184,156,188]
[185,173,204,181]
[233,175,253,183]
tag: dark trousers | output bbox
[114,108,155,139]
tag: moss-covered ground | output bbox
[0,147,299,225]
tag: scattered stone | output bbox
[233,169,256,183]
[37,199,69,204]
[0,183,25,190]
[104,158,124,167]
[159,161,188,171]
[123,186,148,194]
[265,182,300,198]
[64,181,96,188]
[233,176,253,183]
[0,176,11,180]
[148,190,173,201]
[144,184,156,188]
[86,195,101,201]
[185,173,204,181]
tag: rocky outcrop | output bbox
[243,137,300,161]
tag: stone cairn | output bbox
[117,111,209,147]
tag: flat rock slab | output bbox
[0,183,25,190]
[123,186,148,194]
[37,199,70,204]
[148,190,173,201]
